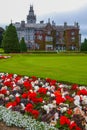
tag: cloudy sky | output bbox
[0,0,87,41]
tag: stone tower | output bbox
[27,5,36,24]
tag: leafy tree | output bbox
[0,27,4,48]
[81,38,87,51]
[2,23,20,53]
[20,37,27,52]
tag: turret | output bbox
[27,5,36,24]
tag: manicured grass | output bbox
[0,53,87,85]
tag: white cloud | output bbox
[0,0,87,24]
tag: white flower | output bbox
[79,86,87,90]
[50,120,57,126]
[43,105,50,113]
[59,84,64,88]
[74,100,81,108]
[72,92,76,97]
[15,93,20,97]
[13,86,20,91]
[51,93,55,97]
[46,86,51,90]
[54,112,59,120]
[29,89,33,93]
[5,97,9,101]
[51,86,55,91]
[24,76,29,79]
[42,85,45,87]
[47,91,51,96]
[60,107,67,113]
[62,91,69,96]
[85,124,87,130]
[34,85,39,92]
[9,94,14,99]
[74,95,80,101]
[13,74,17,78]
[18,79,24,84]
[7,105,12,109]
[0,94,4,99]
[42,100,45,103]
[82,96,87,105]
[6,90,10,95]
[1,86,7,90]
[35,80,39,84]
[48,104,54,109]
[45,83,49,87]
[52,100,56,104]
[20,103,25,110]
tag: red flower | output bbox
[46,78,51,83]
[15,97,20,104]
[7,74,13,79]
[23,81,32,90]
[0,89,7,94]
[31,76,37,81]
[6,101,17,108]
[56,95,65,104]
[4,80,12,87]
[38,87,47,95]
[69,121,81,130]
[77,89,87,95]
[22,93,28,98]
[65,95,74,102]
[31,109,39,119]
[37,97,43,103]
[54,91,61,97]
[12,101,17,107]
[50,80,57,86]
[28,92,37,99]
[14,75,22,83]
[25,103,33,113]
[1,75,6,80]
[6,102,13,108]
[67,109,73,115]
[71,84,78,90]
[60,116,70,126]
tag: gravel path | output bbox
[0,122,25,130]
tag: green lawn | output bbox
[0,53,87,85]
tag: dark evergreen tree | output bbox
[81,38,87,51]
[2,23,20,53]
[20,37,27,52]
[0,27,4,48]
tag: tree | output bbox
[20,37,27,52]
[2,23,20,53]
[0,27,4,48]
[81,38,87,51]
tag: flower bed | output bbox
[0,55,11,59]
[0,73,87,130]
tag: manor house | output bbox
[14,5,81,51]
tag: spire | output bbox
[11,19,12,24]
[27,5,36,24]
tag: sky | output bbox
[0,0,87,41]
